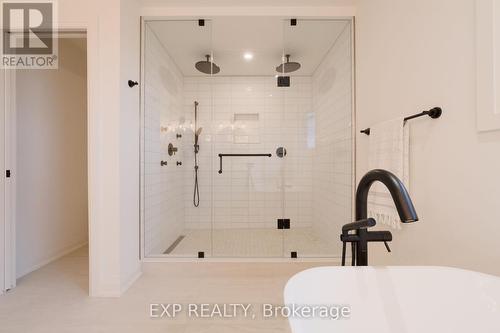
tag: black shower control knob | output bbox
[176,161,182,166]
[276,147,287,158]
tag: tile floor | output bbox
[0,245,335,332]
[162,228,339,258]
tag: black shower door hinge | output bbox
[277,219,290,229]
[6,170,11,178]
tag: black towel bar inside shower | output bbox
[360,107,442,135]
[218,153,272,174]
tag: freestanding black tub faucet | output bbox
[341,169,418,266]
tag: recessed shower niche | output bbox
[233,113,261,144]
[141,17,355,259]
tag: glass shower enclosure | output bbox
[141,17,355,259]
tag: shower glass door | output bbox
[210,17,286,257]
[281,18,354,259]
[141,17,354,259]
[142,19,214,258]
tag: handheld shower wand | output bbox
[194,127,203,153]
[193,101,201,207]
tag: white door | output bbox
[1,69,5,294]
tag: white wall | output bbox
[355,0,500,276]
[140,1,356,17]
[311,22,353,245]
[143,24,185,255]
[119,0,142,292]
[15,38,88,278]
[46,0,142,296]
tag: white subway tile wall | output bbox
[143,25,185,255]
[183,76,314,232]
[311,25,353,245]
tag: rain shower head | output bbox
[276,54,301,74]
[195,55,220,75]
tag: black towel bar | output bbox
[360,107,442,135]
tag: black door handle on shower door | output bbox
[218,153,272,174]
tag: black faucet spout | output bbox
[354,169,418,266]
[356,169,418,222]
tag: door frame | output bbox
[2,31,89,293]
[0,70,3,295]
[2,68,16,293]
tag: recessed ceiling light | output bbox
[243,52,254,61]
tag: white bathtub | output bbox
[284,266,500,333]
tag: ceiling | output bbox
[147,17,349,76]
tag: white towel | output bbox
[367,118,410,230]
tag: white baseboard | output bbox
[17,241,88,279]
[120,266,142,295]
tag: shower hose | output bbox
[193,150,200,207]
